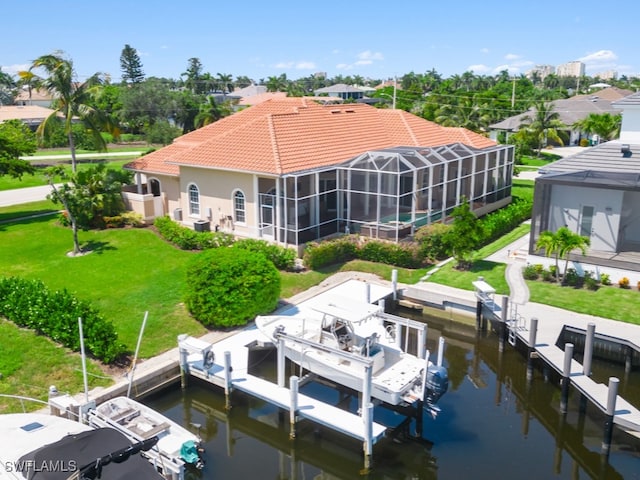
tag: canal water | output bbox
[146,308,640,479]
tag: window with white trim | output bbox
[234,190,246,223]
[188,184,200,216]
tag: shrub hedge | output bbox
[184,248,281,328]
[0,277,124,363]
[303,235,426,270]
[154,216,296,270]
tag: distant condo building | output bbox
[556,61,585,77]
[595,70,618,80]
[526,65,555,81]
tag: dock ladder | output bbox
[507,303,526,347]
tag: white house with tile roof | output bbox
[123,98,514,250]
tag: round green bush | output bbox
[184,247,281,328]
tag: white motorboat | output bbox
[0,412,164,479]
[87,396,204,479]
[255,299,448,408]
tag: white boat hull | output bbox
[256,311,448,407]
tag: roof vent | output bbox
[345,109,356,113]
[621,144,632,158]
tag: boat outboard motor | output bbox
[425,364,449,404]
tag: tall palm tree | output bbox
[519,101,567,155]
[30,52,111,172]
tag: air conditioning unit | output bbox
[173,208,183,221]
[194,220,210,232]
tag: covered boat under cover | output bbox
[17,427,164,480]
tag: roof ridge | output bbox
[267,114,283,175]
[395,109,420,145]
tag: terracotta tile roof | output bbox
[126,98,496,176]
[236,91,287,106]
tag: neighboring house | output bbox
[14,87,54,108]
[489,87,633,145]
[529,91,640,273]
[123,98,514,251]
[313,84,369,101]
[0,104,56,130]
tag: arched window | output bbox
[234,190,246,223]
[188,184,200,216]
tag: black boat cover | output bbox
[17,427,164,480]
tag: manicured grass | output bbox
[477,223,531,258]
[512,178,534,203]
[0,319,111,413]
[0,217,207,359]
[527,281,640,325]
[0,159,134,191]
[0,200,60,223]
[426,260,509,294]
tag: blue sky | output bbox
[2,1,637,83]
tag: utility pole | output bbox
[511,77,516,108]
[393,76,397,110]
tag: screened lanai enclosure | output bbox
[265,143,514,247]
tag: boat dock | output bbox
[178,279,403,468]
[468,278,640,438]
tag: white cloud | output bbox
[336,50,384,71]
[579,49,617,65]
[467,64,491,73]
[505,53,520,61]
[1,63,30,76]
[274,61,316,70]
[356,50,384,61]
[480,48,489,54]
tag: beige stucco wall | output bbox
[178,167,260,237]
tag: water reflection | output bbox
[146,308,640,479]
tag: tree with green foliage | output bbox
[519,101,568,154]
[119,77,176,134]
[443,198,483,269]
[194,96,232,128]
[266,74,289,92]
[536,227,590,282]
[535,230,563,282]
[120,44,145,84]
[183,57,204,94]
[0,70,15,105]
[45,164,132,255]
[184,247,281,328]
[0,119,36,178]
[572,112,621,142]
[556,226,590,280]
[29,52,114,172]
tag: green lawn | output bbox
[1,197,639,411]
[0,217,207,358]
[0,159,135,191]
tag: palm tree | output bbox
[536,230,562,282]
[266,74,288,92]
[572,113,621,143]
[30,52,111,172]
[556,227,590,280]
[194,96,232,128]
[519,101,568,155]
[216,73,234,98]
